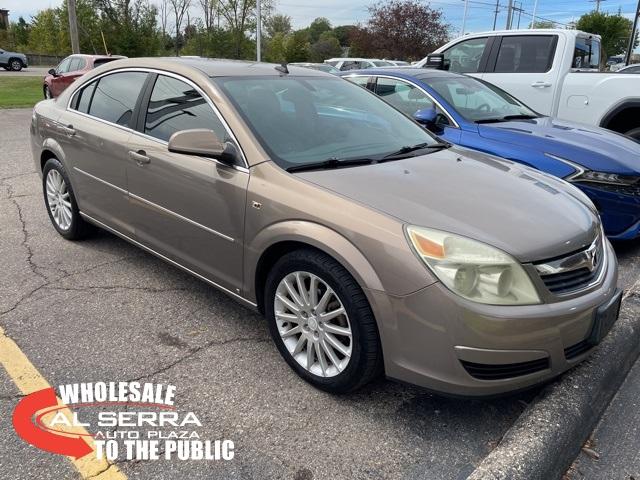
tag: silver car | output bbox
[30,58,620,395]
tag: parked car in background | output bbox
[324,57,395,71]
[342,68,640,239]
[383,60,410,66]
[617,64,640,74]
[43,54,126,98]
[416,30,640,140]
[0,47,28,71]
[30,58,620,396]
[289,62,340,74]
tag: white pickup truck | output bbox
[417,29,640,140]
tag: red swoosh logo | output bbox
[12,387,93,459]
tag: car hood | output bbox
[477,117,640,174]
[296,147,599,263]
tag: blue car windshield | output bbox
[427,76,538,123]
[214,75,438,169]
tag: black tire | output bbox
[42,158,90,240]
[265,248,383,393]
[625,127,640,141]
[9,58,23,71]
[43,85,52,99]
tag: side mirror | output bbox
[414,107,438,128]
[168,129,235,164]
[425,53,449,71]
[48,68,58,77]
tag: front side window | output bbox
[573,38,601,70]
[443,37,488,73]
[215,75,439,169]
[68,58,82,72]
[88,72,148,126]
[374,77,437,118]
[144,75,227,143]
[427,76,537,123]
[57,58,72,74]
[494,35,556,73]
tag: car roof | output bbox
[340,67,467,81]
[98,57,332,77]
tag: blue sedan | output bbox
[340,68,640,240]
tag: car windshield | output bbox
[214,75,438,169]
[427,76,538,123]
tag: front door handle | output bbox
[128,150,150,166]
[531,81,552,88]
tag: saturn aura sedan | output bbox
[341,68,640,240]
[30,58,620,396]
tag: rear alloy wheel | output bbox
[625,127,640,141]
[42,158,90,240]
[9,59,23,71]
[44,85,52,99]
[265,249,383,393]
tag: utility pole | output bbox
[516,2,523,28]
[462,0,469,34]
[67,0,80,54]
[625,0,639,65]
[531,0,539,28]
[506,0,513,29]
[493,0,500,30]
[256,0,261,62]
[590,0,606,12]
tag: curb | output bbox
[467,292,640,480]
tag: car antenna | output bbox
[275,63,289,74]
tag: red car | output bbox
[43,54,126,99]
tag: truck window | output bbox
[443,37,488,73]
[494,35,557,73]
[573,38,601,70]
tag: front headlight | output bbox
[406,226,541,305]
[545,153,639,186]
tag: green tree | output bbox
[264,13,292,38]
[12,17,30,49]
[309,31,342,62]
[265,31,287,62]
[333,25,356,46]
[95,0,161,56]
[28,9,64,55]
[308,17,331,43]
[58,0,102,54]
[284,29,309,62]
[576,11,638,57]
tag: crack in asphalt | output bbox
[127,336,270,384]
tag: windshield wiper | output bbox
[382,142,450,159]
[286,157,374,173]
[476,114,538,124]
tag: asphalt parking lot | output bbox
[1,107,640,480]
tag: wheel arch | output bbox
[599,99,640,136]
[40,139,67,171]
[248,222,385,314]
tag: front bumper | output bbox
[368,239,619,396]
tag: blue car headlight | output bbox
[545,153,639,186]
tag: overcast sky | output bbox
[2,0,639,45]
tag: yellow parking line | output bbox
[0,325,127,480]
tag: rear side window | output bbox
[494,35,556,73]
[573,38,601,70]
[74,81,97,113]
[144,75,227,142]
[88,72,148,126]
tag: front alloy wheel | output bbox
[44,85,52,99]
[265,249,382,393]
[10,59,22,71]
[275,271,353,377]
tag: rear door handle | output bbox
[128,150,150,166]
[60,124,75,136]
[531,81,552,88]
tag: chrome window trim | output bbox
[79,211,256,308]
[343,73,460,129]
[66,67,250,172]
[73,166,235,242]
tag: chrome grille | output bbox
[534,236,604,296]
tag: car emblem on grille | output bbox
[585,245,597,272]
